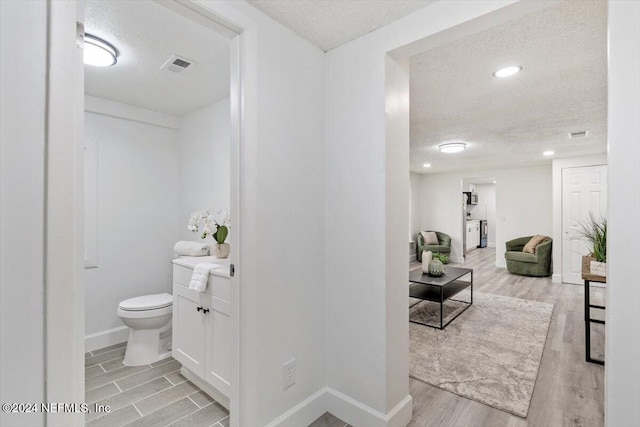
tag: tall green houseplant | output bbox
[577,213,607,262]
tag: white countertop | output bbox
[172,256,231,278]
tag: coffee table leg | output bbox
[440,287,444,329]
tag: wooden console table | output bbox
[582,256,606,365]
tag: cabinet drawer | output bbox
[173,265,194,286]
[173,265,231,302]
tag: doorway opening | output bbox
[76,0,245,425]
[462,177,496,257]
[399,0,607,423]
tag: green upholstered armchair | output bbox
[505,236,553,277]
[416,231,451,262]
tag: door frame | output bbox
[560,164,608,285]
[46,1,258,425]
[551,155,607,284]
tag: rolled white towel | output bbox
[189,263,219,292]
[174,240,210,257]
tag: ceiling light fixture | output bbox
[84,34,118,67]
[438,142,466,153]
[543,151,555,156]
[423,163,431,168]
[493,65,522,78]
[568,131,589,139]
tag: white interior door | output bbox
[562,165,607,284]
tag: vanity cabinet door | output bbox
[173,285,206,377]
[204,294,231,397]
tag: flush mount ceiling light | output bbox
[438,142,466,153]
[568,131,589,139]
[84,34,118,67]
[493,65,522,78]
[423,163,431,168]
[543,151,555,156]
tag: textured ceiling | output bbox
[245,0,435,51]
[410,0,607,174]
[84,0,230,116]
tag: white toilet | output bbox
[117,293,173,366]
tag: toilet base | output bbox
[122,326,172,366]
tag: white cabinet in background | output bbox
[466,220,480,252]
[172,260,231,409]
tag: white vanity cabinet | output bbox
[172,258,231,409]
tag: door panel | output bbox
[173,285,206,377]
[205,295,231,396]
[562,165,607,284]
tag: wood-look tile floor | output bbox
[310,248,605,427]
[85,343,229,427]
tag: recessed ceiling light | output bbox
[493,180,497,184]
[493,65,522,78]
[543,151,555,156]
[438,142,466,153]
[423,163,431,168]
[84,34,118,67]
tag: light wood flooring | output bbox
[85,343,229,427]
[310,247,605,427]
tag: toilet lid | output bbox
[119,293,173,311]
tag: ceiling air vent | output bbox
[160,55,197,73]
[568,131,589,139]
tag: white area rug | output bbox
[409,291,553,417]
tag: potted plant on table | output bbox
[188,209,231,259]
[577,213,607,277]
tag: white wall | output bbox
[495,167,552,267]
[84,102,180,347]
[178,98,231,242]
[551,154,607,283]
[0,1,46,424]
[606,2,640,426]
[409,173,422,241]
[409,172,422,260]
[418,173,465,262]
[419,166,552,268]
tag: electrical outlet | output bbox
[282,358,296,390]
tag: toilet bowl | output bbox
[117,293,173,366]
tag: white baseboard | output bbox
[265,388,327,427]
[495,259,507,269]
[327,388,412,427]
[85,326,129,352]
[450,256,465,264]
[488,242,496,248]
[266,387,412,427]
[552,273,562,283]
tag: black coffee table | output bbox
[409,266,473,329]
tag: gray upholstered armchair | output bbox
[505,236,553,277]
[416,231,451,262]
